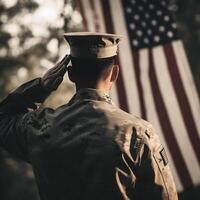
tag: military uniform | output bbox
[0,78,177,200]
[0,32,178,200]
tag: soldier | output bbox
[0,32,178,200]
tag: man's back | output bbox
[27,89,123,199]
[22,88,177,200]
[0,33,178,200]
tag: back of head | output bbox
[64,32,121,86]
[70,56,117,82]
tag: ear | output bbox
[110,65,119,82]
[67,65,76,82]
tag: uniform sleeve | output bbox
[0,78,51,162]
[130,125,178,200]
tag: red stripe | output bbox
[100,0,129,112]
[132,52,147,119]
[149,49,193,189]
[115,56,129,112]
[89,0,100,32]
[164,43,200,163]
[77,0,88,31]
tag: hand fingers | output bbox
[59,54,70,64]
[51,76,63,90]
[60,54,70,66]
[43,65,67,83]
[48,55,70,75]
[53,64,68,77]
[43,76,64,91]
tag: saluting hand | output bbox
[41,55,70,92]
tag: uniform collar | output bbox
[69,88,114,105]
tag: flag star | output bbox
[154,36,160,42]
[132,40,138,46]
[138,6,144,11]
[134,14,140,20]
[167,31,174,38]
[144,38,149,44]
[149,4,155,10]
[159,26,165,32]
[147,29,153,35]
[136,30,143,36]
[129,23,136,30]
[126,7,132,14]
[131,0,136,4]
[164,15,170,21]
[157,10,162,16]
[161,1,167,6]
[151,20,157,26]
[141,21,147,27]
[123,0,178,48]
[145,13,150,19]
[172,23,177,29]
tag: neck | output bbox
[75,81,110,95]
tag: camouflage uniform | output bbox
[0,78,178,200]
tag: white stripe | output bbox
[173,40,200,137]
[93,0,106,32]
[139,48,183,191]
[109,0,141,116]
[153,46,200,185]
[82,0,96,32]
[94,0,119,105]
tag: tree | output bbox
[0,0,80,199]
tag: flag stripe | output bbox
[89,0,100,32]
[139,48,183,191]
[91,0,120,106]
[101,0,129,112]
[82,0,95,31]
[115,0,194,189]
[77,0,120,107]
[109,0,141,116]
[173,41,200,137]
[164,43,200,163]
[92,0,106,32]
[132,52,147,119]
[115,57,130,112]
[152,45,200,185]
[77,0,88,30]
[148,49,193,189]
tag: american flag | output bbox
[76,0,200,192]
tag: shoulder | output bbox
[93,101,154,132]
[20,107,55,135]
[104,104,154,137]
[101,104,161,150]
[85,101,159,146]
